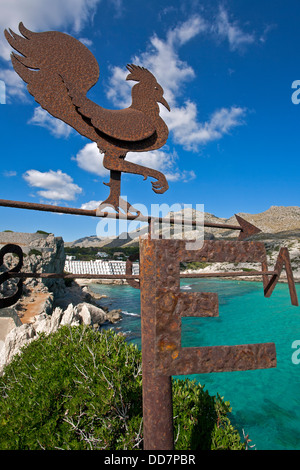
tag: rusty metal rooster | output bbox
[4,23,170,215]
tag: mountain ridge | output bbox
[65,205,300,248]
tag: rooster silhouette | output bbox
[5,23,170,215]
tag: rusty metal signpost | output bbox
[1,24,299,450]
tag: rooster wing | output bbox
[64,80,155,142]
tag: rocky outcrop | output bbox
[0,302,122,374]
[0,231,66,318]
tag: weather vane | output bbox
[5,23,170,216]
[1,24,299,451]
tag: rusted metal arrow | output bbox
[0,199,261,239]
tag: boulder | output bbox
[0,301,123,375]
[76,302,107,325]
[106,309,122,324]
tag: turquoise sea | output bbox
[90,279,300,450]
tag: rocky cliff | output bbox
[0,231,123,373]
[0,231,66,321]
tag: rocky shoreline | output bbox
[0,232,125,374]
[0,279,124,375]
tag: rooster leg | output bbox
[97,170,141,217]
[103,155,169,194]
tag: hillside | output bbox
[65,206,300,248]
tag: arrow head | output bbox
[235,215,262,240]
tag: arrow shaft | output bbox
[0,198,249,232]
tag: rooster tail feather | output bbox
[11,52,36,84]
[5,23,101,145]
[5,23,100,92]
[4,28,30,57]
[18,22,36,39]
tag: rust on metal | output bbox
[0,244,23,308]
[236,214,262,240]
[125,253,140,289]
[139,237,280,449]
[140,238,277,377]
[139,237,174,450]
[5,24,170,215]
[264,247,299,306]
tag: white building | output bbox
[96,252,109,258]
[64,259,139,276]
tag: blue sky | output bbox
[0,0,299,241]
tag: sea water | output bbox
[90,280,300,450]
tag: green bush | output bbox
[180,262,210,271]
[0,327,245,450]
[36,230,51,235]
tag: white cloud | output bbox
[107,14,248,154]
[3,170,17,177]
[212,6,255,51]
[0,0,102,60]
[81,200,102,210]
[167,15,208,47]
[107,16,205,109]
[165,104,247,151]
[23,169,82,201]
[105,66,131,108]
[74,142,109,177]
[126,149,195,182]
[28,107,73,138]
[126,149,176,173]
[165,170,196,183]
[0,68,27,101]
[78,37,93,47]
[74,142,193,184]
[107,9,258,109]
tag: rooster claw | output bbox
[153,187,167,194]
[151,180,169,194]
[96,198,142,218]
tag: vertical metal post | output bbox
[139,237,174,450]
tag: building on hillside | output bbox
[96,251,109,258]
[113,252,126,259]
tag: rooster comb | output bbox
[126,64,156,83]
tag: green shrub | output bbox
[0,326,245,450]
[180,262,210,271]
[36,230,51,235]
[173,379,245,450]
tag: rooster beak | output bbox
[158,97,170,112]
